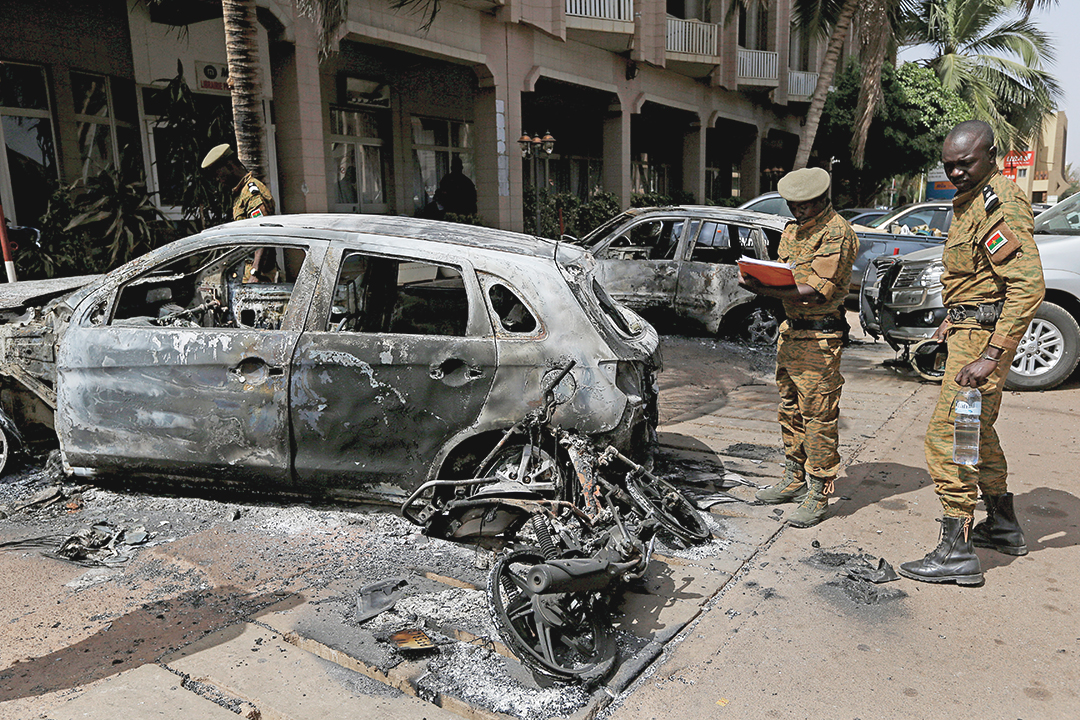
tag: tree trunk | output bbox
[222,0,268,181]
[793,0,858,170]
[850,0,889,168]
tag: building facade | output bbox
[1000,111,1069,205]
[0,0,836,234]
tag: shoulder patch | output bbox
[250,207,264,218]
[982,221,1021,265]
[247,182,261,196]
[982,184,1000,214]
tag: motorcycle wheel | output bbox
[488,547,617,685]
[625,470,711,546]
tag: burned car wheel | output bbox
[625,470,711,547]
[741,304,780,345]
[1005,302,1080,391]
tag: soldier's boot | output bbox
[972,492,1028,556]
[898,516,984,586]
[755,460,807,505]
[786,476,829,528]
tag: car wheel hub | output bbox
[1011,319,1063,377]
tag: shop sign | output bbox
[195,61,231,95]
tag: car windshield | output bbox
[867,206,908,228]
[581,212,633,247]
[1034,193,1080,235]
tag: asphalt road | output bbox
[1,329,1077,720]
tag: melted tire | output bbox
[487,547,617,685]
[626,471,711,546]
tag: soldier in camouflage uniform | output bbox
[739,167,859,528]
[899,120,1044,587]
[200,144,276,221]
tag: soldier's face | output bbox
[942,135,996,194]
[788,196,828,224]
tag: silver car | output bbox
[860,194,1080,390]
[579,206,788,343]
[0,216,661,490]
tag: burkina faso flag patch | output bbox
[984,228,1008,254]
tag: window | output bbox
[632,155,670,196]
[0,62,59,226]
[139,85,233,214]
[110,245,307,330]
[690,222,754,264]
[488,283,538,334]
[329,251,468,336]
[328,107,387,213]
[412,117,473,214]
[601,219,683,260]
[1018,168,1028,179]
[71,72,139,182]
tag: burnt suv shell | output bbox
[0,215,660,499]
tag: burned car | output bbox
[576,206,786,342]
[0,215,660,496]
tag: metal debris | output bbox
[846,557,900,584]
[390,628,435,650]
[48,521,152,566]
[356,576,409,623]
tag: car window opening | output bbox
[488,283,537,334]
[110,245,307,331]
[330,251,468,336]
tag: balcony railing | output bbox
[788,70,818,100]
[666,16,718,57]
[566,0,633,22]
[737,48,779,83]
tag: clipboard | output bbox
[738,257,796,287]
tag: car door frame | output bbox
[56,234,327,484]
[587,214,691,314]
[674,217,764,334]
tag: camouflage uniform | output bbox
[926,171,1045,517]
[775,207,859,484]
[232,172,275,221]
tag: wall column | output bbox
[270,17,328,213]
[603,104,632,208]
[682,119,706,204]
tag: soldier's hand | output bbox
[930,320,950,342]
[738,270,763,293]
[955,358,996,388]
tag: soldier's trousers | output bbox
[924,327,1016,517]
[776,333,845,481]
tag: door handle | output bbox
[231,357,282,384]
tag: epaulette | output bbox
[982,184,1000,213]
[247,181,261,196]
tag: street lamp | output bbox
[519,131,556,235]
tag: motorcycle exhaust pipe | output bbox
[527,557,636,594]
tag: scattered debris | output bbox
[356,576,409,623]
[390,628,436,650]
[846,557,899,584]
[47,521,152,567]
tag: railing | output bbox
[737,48,779,82]
[666,16,718,56]
[788,70,818,99]
[565,0,633,22]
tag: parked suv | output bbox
[578,206,788,342]
[0,215,661,488]
[860,194,1080,390]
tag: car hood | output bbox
[0,275,101,312]
[895,245,944,263]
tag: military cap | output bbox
[200,144,234,170]
[777,167,831,203]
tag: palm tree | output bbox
[792,0,859,170]
[222,0,269,181]
[905,0,1062,151]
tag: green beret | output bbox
[777,167,831,203]
[200,144,234,170]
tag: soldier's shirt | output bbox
[776,206,860,329]
[232,172,276,221]
[942,170,1045,351]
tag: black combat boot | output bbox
[898,516,984,586]
[972,492,1028,556]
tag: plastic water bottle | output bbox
[953,388,982,466]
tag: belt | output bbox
[946,302,1003,325]
[788,315,849,333]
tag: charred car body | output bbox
[0,215,661,495]
[576,206,789,343]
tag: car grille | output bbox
[892,262,929,289]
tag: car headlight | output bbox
[916,261,944,287]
